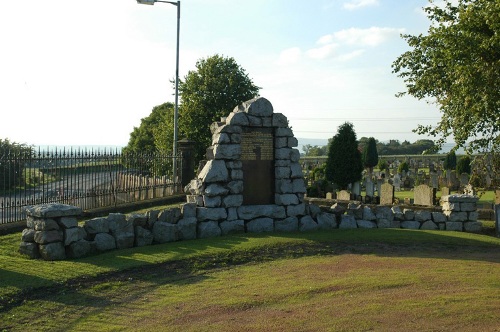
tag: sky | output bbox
[0,0,446,148]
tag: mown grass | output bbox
[1,227,500,331]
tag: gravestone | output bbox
[441,186,450,197]
[365,179,374,197]
[496,204,500,237]
[414,184,436,206]
[376,179,384,197]
[392,174,401,191]
[496,190,500,205]
[337,190,351,201]
[380,183,394,205]
[352,182,361,196]
[459,173,470,187]
[430,173,439,189]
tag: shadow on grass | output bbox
[1,228,499,316]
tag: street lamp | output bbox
[137,0,180,191]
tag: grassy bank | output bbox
[1,228,500,331]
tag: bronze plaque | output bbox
[241,127,274,205]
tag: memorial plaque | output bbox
[241,127,274,205]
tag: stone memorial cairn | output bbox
[184,97,310,234]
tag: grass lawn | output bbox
[1,227,500,331]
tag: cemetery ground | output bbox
[1,210,500,332]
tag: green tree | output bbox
[456,155,472,174]
[392,0,500,153]
[325,122,363,189]
[179,54,260,163]
[362,137,378,175]
[398,161,409,174]
[0,139,32,190]
[443,151,457,170]
[123,103,174,154]
[302,144,327,157]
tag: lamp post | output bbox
[137,0,180,191]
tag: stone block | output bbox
[197,221,222,238]
[376,206,394,222]
[177,218,198,240]
[94,233,117,251]
[126,213,148,228]
[197,207,227,221]
[290,163,303,178]
[272,113,288,127]
[237,205,286,220]
[213,144,241,160]
[198,160,229,183]
[25,203,82,219]
[316,212,337,230]
[275,217,299,232]
[246,218,274,233]
[357,220,377,229]
[444,211,468,222]
[180,203,197,219]
[401,221,421,229]
[84,217,109,235]
[58,217,78,229]
[431,212,447,223]
[275,127,293,137]
[21,228,35,242]
[467,211,479,222]
[220,220,245,235]
[275,194,299,206]
[292,178,306,193]
[39,242,66,261]
[108,213,135,249]
[275,166,291,179]
[446,222,463,232]
[19,241,40,259]
[403,209,415,221]
[226,111,249,126]
[227,180,244,194]
[339,215,357,229]
[275,179,293,194]
[391,206,404,221]
[460,202,476,212]
[64,227,84,246]
[204,183,229,197]
[299,215,318,232]
[414,210,432,222]
[158,208,182,224]
[223,195,243,208]
[134,226,154,247]
[153,222,179,243]
[66,240,91,259]
[235,97,273,117]
[464,222,482,233]
[307,204,322,219]
[362,206,377,221]
[34,230,63,244]
[33,218,60,231]
[287,203,306,217]
[420,220,438,230]
[203,195,222,208]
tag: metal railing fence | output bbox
[0,147,182,224]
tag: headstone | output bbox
[365,179,374,197]
[376,179,384,197]
[496,204,500,237]
[495,190,500,205]
[459,173,470,187]
[337,190,351,201]
[441,186,450,197]
[430,173,438,189]
[392,175,401,191]
[414,184,436,206]
[352,181,361,196]
[380,183,394,205]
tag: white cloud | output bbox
[306,43,338,60]
[343,0,379,10]
[331,27,405,47]
[276,47,302,66]
[337,49,365,61]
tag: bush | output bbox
[398,161,409,174]
[456,155,471,175]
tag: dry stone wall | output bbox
[19,194,482,260]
